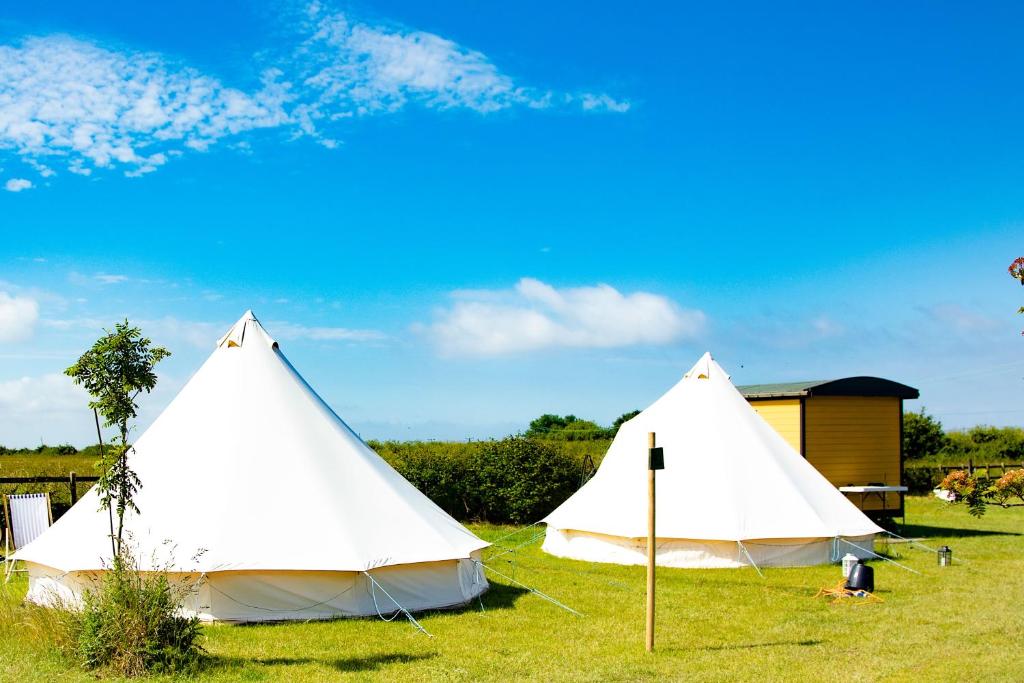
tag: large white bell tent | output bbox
[543,353,881,569]
[15,311,488,621]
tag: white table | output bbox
[838,485,908,517]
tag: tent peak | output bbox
[683,351,728,381]
[217,310,277,350]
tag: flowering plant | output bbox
[938,468,1024,516]
[991,469,1024,505]
[1011,257,1024,333]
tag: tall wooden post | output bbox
[69,472,78,506]
[646,431,657,653]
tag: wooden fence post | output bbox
[646,431,658,653]
[69,472,78,506]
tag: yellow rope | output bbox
[814,579,883,605]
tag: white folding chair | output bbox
[3,492,53,582]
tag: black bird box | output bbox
[648,447,664,470]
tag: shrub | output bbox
[469,436,578,524]
[525,414,613,440]
[991,469,1024,506]
[2,548,204,677]
[942,426,1024,463]
[76,557,204,676]
[903,409,946,459]
[372,438,590,523]
[938,470,987,517]
[379,440,478,518]
[904,465,942,494]
[937,468,1024,517]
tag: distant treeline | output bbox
[522,411,641,441]
[0,443,104,457]
[903,410,1024,463]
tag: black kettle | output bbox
[845,560,874,593]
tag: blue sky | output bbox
[1,1,1021,446]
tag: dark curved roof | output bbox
[739,377,919,400]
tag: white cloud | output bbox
[924,304,999,334]
[0,291,39,342]
[0,36,291,177]
[423,278,705,356]
[0,13,629,183]
[271,321,386,342]
[0,373,107,447]
[579,92,631,113]
[4,177,33,192]
[299,10,535,116]
[0,373,87,416]
[292,5,630,123]
[94,273,128,284]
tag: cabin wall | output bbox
[748,399,802,453]
[804,396,901,512]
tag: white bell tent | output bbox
[543,353,881,568]
[15,311,488,621]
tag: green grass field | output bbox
[2,495,1022,681]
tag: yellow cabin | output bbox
[738,377,919,518]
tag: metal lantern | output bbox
[841,552,859,579]
[938,545,953,567]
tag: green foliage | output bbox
[65,321,170,554]
[75,555,204,676]
[992,469,1024,506]
[610,410,641,434]
[903,465,943,494]
[372,437,583,524]
[0,551,204,678]
[470,436,578,524]
[525,413,612,440]
[372,440,478,518]
[902,409,946,460]
[937,468,1024,517]
[64,321,171,441]
[942,426,1024,463]
[0,443,89,457]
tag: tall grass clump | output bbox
[76,554,204,676]
[3,551,205,677]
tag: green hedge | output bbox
[371,436,593,524]
[905,465,943,494]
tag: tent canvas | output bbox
[15,311,488,621]
[543,353,882,568]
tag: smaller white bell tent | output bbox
[15,311,488,621]
[543,353,881,568]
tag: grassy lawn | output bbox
[2,495,1022,681]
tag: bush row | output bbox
[904,465,944,494]
[370,436,601,524]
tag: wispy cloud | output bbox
[0,35,290,177]
[922,303,999,334]
[421,277,704,357]
[94,273,129,284]
[0,373,89,420]
[294,5,629,125]
[0,7,629,183]
[0,291,40,342]
[270,321,386,343]
[4,177,33,192]
[579,93,631,113]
